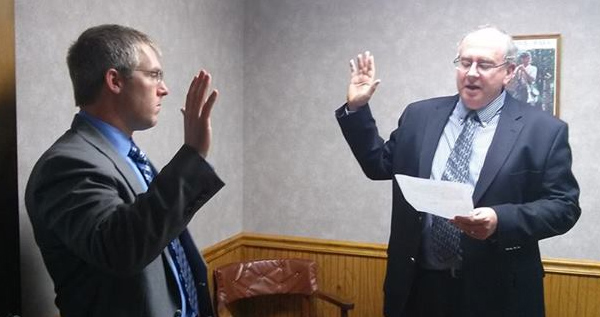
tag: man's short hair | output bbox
[66,24,160,107]
[457,25,518,65]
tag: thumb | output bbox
[368,79,381,96]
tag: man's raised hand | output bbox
[182,70,218,158]
[347,51,381,111]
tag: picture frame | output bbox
[506,34,561,117]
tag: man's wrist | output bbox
[345,105,357,115]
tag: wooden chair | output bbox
[213,258,355,317]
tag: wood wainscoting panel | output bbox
[241,233,387,317]
[203,233,600,317]
[543,259,600,317]
[204,233,387,316]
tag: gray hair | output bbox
[457,25,518,65]
[66,24,160,106]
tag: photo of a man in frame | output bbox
[506,47,556,115]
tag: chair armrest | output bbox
[315,290,355,311]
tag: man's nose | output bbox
[466,63,480,77]
[158,81,169,96]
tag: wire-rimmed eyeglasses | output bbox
[134,69,164,83]
[453,57,509,74]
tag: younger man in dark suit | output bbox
[26,24,223,317]
[336,26,580,316]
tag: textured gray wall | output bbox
[16,0,244,316]
[242,0,600,259]
[15,0,600,316]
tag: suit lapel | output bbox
[418,96,458,178]
[71,115,146,195]
[473,95,524,205]
[179,229,214,316]
[179,230,206,280]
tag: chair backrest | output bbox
[213,258,318,306]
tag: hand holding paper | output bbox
[452,207,498,240]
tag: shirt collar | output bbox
[77,110,133,157]
[457,90,506,124]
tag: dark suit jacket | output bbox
[336,94,580,317]
[26,115,225,317]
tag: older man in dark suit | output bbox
[26,24,223,317]
[336,26,580,317]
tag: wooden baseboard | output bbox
[203,232,600,317]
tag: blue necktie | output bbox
[128,142,199,316]
[431,111,478,265]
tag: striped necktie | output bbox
[128,143,154,184]
[431,111,478,265]
[128,142,199,316]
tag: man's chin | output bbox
[134,120,158,132]
[462,98,486,110]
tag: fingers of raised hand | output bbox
[350,52,373,74]
[200,90,219,121]
[185,70,211,116]
[367,51,376,69]
[357,52,373,74]
[184,72,200,115]
[349,59,357,75]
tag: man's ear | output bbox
[105,68,124,94]
[503,64,516,85]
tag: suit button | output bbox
[174,309,182,317]
[410,257,415,263]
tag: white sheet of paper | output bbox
[394,174,474,219]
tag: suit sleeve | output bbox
[335,103,399,180]
[493,123,580,247]
[27,144,224,275]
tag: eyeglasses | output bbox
[134,69,164,83]
[453,57,509,74]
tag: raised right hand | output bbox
[181,69,219,158]
[347,51,381,111]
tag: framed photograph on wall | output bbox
[506,34,561,117]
